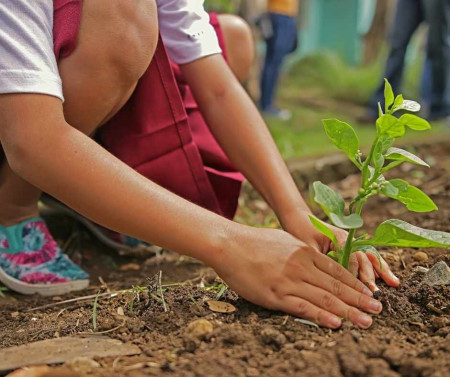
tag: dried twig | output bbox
[26,292,120,312]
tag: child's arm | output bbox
[181,55,322,244]
[181,55,399,288]
[0,93,379,329]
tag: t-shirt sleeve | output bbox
[156,0,222,65]
[0,0,63,101]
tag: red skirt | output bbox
[51,0,243,219]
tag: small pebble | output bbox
[260,327,286,350]
[413,251,428,262]
[413,266,429,275]
[187,319,213,340]
[424,261,450,286]
[246,367,260,377]
[430,316,449,330]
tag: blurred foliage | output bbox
[264,51,447,159]
[286,51,424,105]
[204,0,240,13]
[287,52,382,105]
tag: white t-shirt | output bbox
[0,0,221,102]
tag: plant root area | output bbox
[1,142,449,377]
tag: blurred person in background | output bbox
[259,0,299,120]
[364,0,450,122]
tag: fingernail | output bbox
[390,271,400,282]
[358,314,372,328]
[368,299,382,313]
[369,282,380,292]
[329,316,342,329]
[362,286,373,296]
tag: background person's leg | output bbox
[260,16,279,111]
[0,0,158,228]
[422,0,450,119]
[368,0,423,116]
[260,13,297,113]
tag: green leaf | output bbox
[378,102,383,117]
[399,114,431,131]
[376,114,405,138]
[382,179,438,212]
[393,99,421,113]
[378,176,399,196]
[327,251,339,262]
[353,245,383,270]
[384,79,395,112]
[391,94,404,112]
[329,213,364,229]
[364,219,450,248]
[385,147,430,168]
[323,119,360,165]
[312,181,345,217]
[373,139,388,170]
[309,215,339,250]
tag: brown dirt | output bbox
[1,142,449,377]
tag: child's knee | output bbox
[218,14,255,82]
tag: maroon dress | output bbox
[53,0,243,219]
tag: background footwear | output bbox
[0,218,89,296]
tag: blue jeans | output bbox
[370,0,450,118]
[260,13,297,111]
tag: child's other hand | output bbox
[282,211,400,292]
[212,226,382,329]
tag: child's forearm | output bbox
[0,95,234,266]
[181,56,311,224]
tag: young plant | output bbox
[310,79,450,270]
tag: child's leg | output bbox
[0,0,158,294]
[216,15,254,83]
[0,164,41,227]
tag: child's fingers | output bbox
[349,253,359,277]
[303,269,382,315]
[356,252,378,292]
[288,284,376,329]
[313,251,373,297]
[366,252,400,287]
[281,295,342,329]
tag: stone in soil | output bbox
[423,261,450,286]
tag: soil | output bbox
[1,142,449,377]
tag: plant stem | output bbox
[341,201,365,269]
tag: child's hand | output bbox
[281,211,400,292]
[212,226,382,329]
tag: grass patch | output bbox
[264,52,448,159]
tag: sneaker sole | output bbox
[0,267,89,296]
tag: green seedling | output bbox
[215,283,228,301]
[310,79,450,269]
[128,285,147,313]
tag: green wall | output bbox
[298,0,364,65]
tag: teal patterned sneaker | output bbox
[0,218,89,296]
